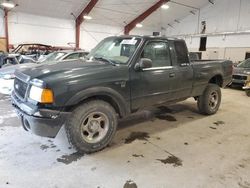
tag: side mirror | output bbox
[135,58,152,71]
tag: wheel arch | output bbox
[65,87,129,118]
[209,74,223,87]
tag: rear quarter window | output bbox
[174,41,189,65]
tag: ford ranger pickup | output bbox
[11,36,233,153]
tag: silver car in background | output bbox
[232,58,250,86]
[0,50,89,95]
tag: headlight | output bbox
[243,71,250,75]
[29,85,54,103]
[3,74,15,80]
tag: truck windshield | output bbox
[87,37,141,65]
[238,58,250,68]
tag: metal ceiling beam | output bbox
[4,9,9,52]
[75,0,99,49]
[124,0,169,35]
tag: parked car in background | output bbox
[0,43,82,68]
[1,54,36,68]
[243,75,250,97]
[0,50,88,95]
[0,44,53,68]
[0,62,40,95]
[39,50,89,63]
[232,58,250,86]
[0,52,7,68]
[10,43,53,58]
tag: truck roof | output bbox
[117,35,184,41]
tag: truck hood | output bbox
[18,59,116,81]
[233,67,250,75]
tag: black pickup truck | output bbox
[11,36,233,153]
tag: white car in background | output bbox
[0,50,88,95]
[0,63,37,94]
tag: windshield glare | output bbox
[238,59,250,68]
[87,37,141,64]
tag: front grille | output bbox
[232,75,247,80]
[14,78,28,99]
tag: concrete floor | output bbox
[0,88,250,188]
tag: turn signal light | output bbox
[41,89,54,103]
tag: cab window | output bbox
[174,41,189,65]
[141,41,171,67]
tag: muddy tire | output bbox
[246,90,250,97]
[21,116,28,131]
[197,84,221,115]
[65,100,117,154]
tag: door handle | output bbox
[169,73,175,78]
[180,63,189,67]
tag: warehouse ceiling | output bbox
[13,0,210,29]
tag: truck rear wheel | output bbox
[197,84,221,115]
[65,100,117,153]
[246,90,250,97]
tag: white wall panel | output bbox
[166,14,198,36]
[164,0,250,62]
[8,12,75,47]
[80,23,154,51]
[80,23,122,51]
[166,0,250,50]
[7,12,154,51]
[183,37,200,49]
[207,35,250,48]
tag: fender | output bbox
[65,86,130,117]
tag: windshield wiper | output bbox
[94,56,116,66]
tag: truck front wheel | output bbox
[197,84,221,115]
[65,100,117,153]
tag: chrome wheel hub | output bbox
[81,112,109,144]
[88,120,99,132]
[209,91,219,109]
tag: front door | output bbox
[131,40,177,109]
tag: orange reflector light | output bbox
[41,89,54,103]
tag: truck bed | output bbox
[190,59,233,97]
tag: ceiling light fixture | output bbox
[161,4,170,9]
[1,0,15,8]
[208,0,215,4]
[83,15,92,20]
[136,23,143,28]
[190,10,196,15]
[168,24,174,28]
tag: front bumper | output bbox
[232,78,246,85]
[11,92,71,138]
[232,73,249,86]
[243,85,250,90]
